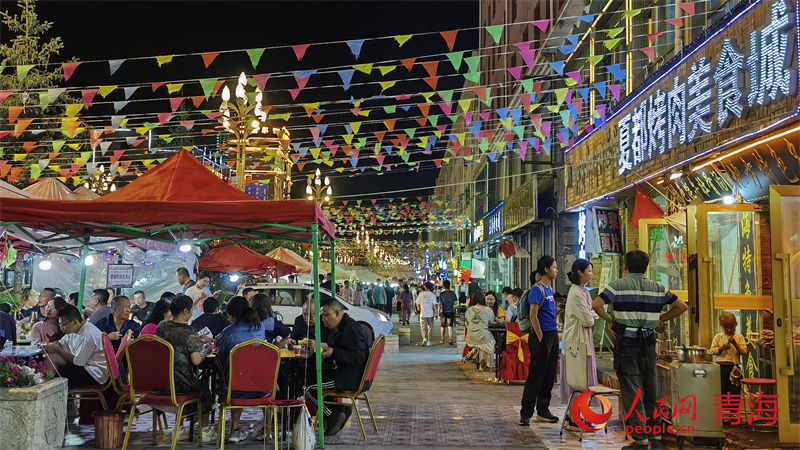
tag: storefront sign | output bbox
[107,264,134,288]
[595,208,622,254]
[484,204,504,240]
[618,1,797,175]
[665,167,734,210]
[503,177,537,233]
[738,212,758,295]
[566,0,799,209]
[472,220,484,244]
[578,211,587,259]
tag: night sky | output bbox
[23,0,480,207]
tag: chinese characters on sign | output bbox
[665,168,734,212]
[595,208,622,254]
[618,0,797,175]
[739,212,757,296]
[714,392,779,425]
[106,264,134,288]
[484,206,504,240]
[578,211,587,259]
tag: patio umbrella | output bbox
[266,247,313,274]
[21,178,76,200]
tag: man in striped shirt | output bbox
[593,250,687,450]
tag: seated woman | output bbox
[216,296,268,443]
[485,291,506,322]
[156,295,216,443]
[140,299,172,336]
[464,291,496,371]
[250,294,292,347]
[31,299,63,344]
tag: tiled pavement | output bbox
[65,317,633,449]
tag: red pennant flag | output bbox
[646,32,664,43]
[62,62,81,81]
[0,90,13,106]
[48,152,61,160]
[383,119,396,131]
[440,30,458,51]
[190,96,205,108]
[22,142,37,153]
[400,58,416,71]
[421,61,439,77]
[639,47,656,63]
[423,76,439,90]
[201,52,219,68]
[470,86,488,103]
[152,82,166,92]
[631,184,665,225]
[666,18,683,27]
[157,113,173,125]
[374,131,386,142]
[81,89,98,108]
[296,162,306,172]
[311,114,325,123]
[169,97,184,112]
[14,118,34,136]
[416,117,427,127]
[679,2,695,15]
[253,74,271,91]
[211,80,225,98]
[292,44,310,61]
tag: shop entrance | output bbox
[769,185,800,443]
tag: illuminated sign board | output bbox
[618,0,797,175]
[484,205,504,240]
[472,220,484,244]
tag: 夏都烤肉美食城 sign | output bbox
[566,0,799,209]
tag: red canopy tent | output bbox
[199,243,295,277]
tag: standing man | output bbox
[415,282,439,347]
[383,280,395,317]
[339,280,354,304]
[371,279,386,312]
[592,250,687,450]
[176,267,195,294]
[438,280,457,345]
[87,289,112,326]
[456,279,468,304]
[130,290,153,322]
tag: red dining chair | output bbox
[139,323,158,336]
[114,330,130,364]
[217,339,281,450]
[322,335,385,439]
[123,335,203,450]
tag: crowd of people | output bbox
[1,266,376,444]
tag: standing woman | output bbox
[353,284,366,307]
[560,259,598,430]
[400,284,413,325]
[519,255,560,425]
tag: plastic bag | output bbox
[293,404,316,450]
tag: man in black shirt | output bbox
[130,290,154,322]
[290,299,329,343]
[190,298,230,337]
[438,280,457,345]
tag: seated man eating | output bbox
[42,305,108,389]
[304,297,373,436]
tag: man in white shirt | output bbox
[339,280,354,304]
[42,305,108,388]
[415,282,439,347]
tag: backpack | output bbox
[518,284,545,334]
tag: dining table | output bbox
[1,345,44,363]
[487,326,507,380]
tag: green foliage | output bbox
[0,291,21,308]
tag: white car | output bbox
[236,283,392,338]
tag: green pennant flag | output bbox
[246,48,266,68]
[446,51,464,71]
[463,72,481,83]
[428,115,439,127]
[80,151,92,163]
[519,78,534,94]
[606,27,625,38]
[555,87,569,105]
[624,9,641,19]
[394,35,412,47]
[513,125,526,140]
[383,105,396,114]
[564,77,578,87]
[29,164,41,180]
[588,55,603,66]
[52,140,65,151]
[438,89,454,104]
[355,137,367,149]
[560,109,572,126]
[478,138,490,152]
[464,56,480,73]
[480,88,492,106]
[420,92,435,104]
[38,92,50,110]
[400,152,411,163]
[546,105,560,113]
[199,78,218,98]
[404,128,416,139]
[485,25,504,44]
[17,64,34,81]
[604,38,623,51]
[449,114,459,123]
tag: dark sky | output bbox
[26,0,480,207]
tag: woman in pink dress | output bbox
[31,300,63,344]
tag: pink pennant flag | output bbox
[566,71,582,85]
[310,127,321,139]
[666,18,683,27]
[437,125,447,134]
[81,89,98,108]
[517,140,528,161]
[507,67,523,80]
[462,112,473,124]
[0,91,12,106]
[253,74,271,91]
[292,44,310,61]
[479,112,490,122]
[639,47,656,63]
[157,113,173,124]
[519,49,536,69]
[541,121,552,137]
[513,41,531,52]
[169,97,184,112]
[376,155,386,166]
[646,32,664,43]
[530,113,542,132]
[180,120,195,130]
[679,2,695,15]
[439,102,453,116]
[294,74,311,90]
[530,20,549,32]
[595,103,607,121]
[608,84,622,101]
[571,98,583,116]
[62,62,81,81]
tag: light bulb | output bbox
[308,195,314,200]
[238,72,247,86]
[84,255,95,266]
[306,185,312,195]
[235,83,245,100]
[722,195,735,205]
[110,184,116,192]
[324,196,330,203]
[326,186,332,196]
[251,120,259,129]
[229,274,240,283]
[315,168,321,177]
[222,86,231,102]
[324,176,330,186]
[179,243,192,253]
[38,260,52,271]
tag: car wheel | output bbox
[358,320,374,337]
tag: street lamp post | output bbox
[306,168,332,204]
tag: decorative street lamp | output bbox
[306,168,332,204]
[218,72,292,192]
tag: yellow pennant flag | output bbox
[458,98,471,112]
[48,165,60,173]
[67,143,82,150]
[378,81,396,92]
[156,55,174,66]
[377,65,396,76]
[64,104,83,117]
[167,83,184,94]
[98,85,118,98]
[13,153,27,161]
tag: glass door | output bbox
[769,185,800,444]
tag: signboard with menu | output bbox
[107,264,134,288]
[595,208,623,254]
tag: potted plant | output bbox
[0,356,67,448]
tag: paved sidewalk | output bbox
[66,316,632,449]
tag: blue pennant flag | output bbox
[578,14,596,23]
[549,61,565,76]
[338,69,355,90]
[576,88,591,99]
[317,124,328,135]
[346,39,365,59]
[495,107,509,119]
[509,109,522,125]
[593,81,607,99]
[606,64,626,81]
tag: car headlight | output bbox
[377,314,389,323]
